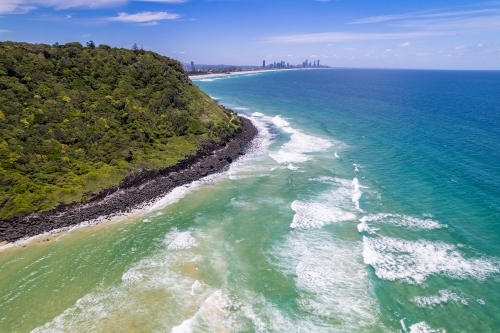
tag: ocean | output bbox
[1,69,499,332]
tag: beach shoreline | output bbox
[189,67,326,80]
[0,116,258,244]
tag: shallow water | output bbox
[1,69,499,332]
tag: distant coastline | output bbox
[0,116,258,244]
[189,67,327,80]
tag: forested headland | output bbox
[0,41,241,220]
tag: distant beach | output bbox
[189,67,326,80]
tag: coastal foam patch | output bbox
[269,131,332,164]
[363,236,499,284]
[32,228,214,332]
[171,290,237,333]
[165,230,197,251]
[267,230,382,332]
[359,214,446,231]
[268,115,332,164]
[290,201,356,229]
[121,269,143,283]
[271,115,290,128]
[291,177,361,229]
[352,177,363,211]
[413,289,468,308]
[409,321,446,333]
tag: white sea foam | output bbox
[334,152,340,158]
[166,231,197,251]
[359,214,446,230]
[271,115,290,128]
[269,131,332,164]
[267,115,332,164]
[121,269,143,283]
[363,236,499,284]
[413,289,468,308]
[252,112,264,117]
[170,290,236,333]
[267,230,382,332]
[291,201,356,229]
[190,280,203,296]
[291,177,361,229]
[352,177,363,211]
[32,225,214,332]
[357,221,379,234]
[409,321,446,333]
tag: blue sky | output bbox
[1,0,499,69]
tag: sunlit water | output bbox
[1,69,499,333]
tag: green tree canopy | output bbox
[0,41,240,219]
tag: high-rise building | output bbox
[281,61,285,68]
[318,60,320,67]
[314,60,316,67]
[190,61,195,72]
[263,60,265,68]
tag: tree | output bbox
[86,40,95,49]
[132,43,139,54]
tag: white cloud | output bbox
[389,14,500,34]
[173,50,185,54]
[454,45,465,49]
[349,8,498,24]
[263,7,500,45]
[417,9,497,19]
[477,43,483,48]
[0,0,125,13]
[349,13,412,24]
[108,11,179,23]
[0,0,189,14]
[0,1,35,13]
[416,52,430,56]
[385,49,391,52]
[399,42,410,47]
[66,14,71,18]
[262,31,443,44]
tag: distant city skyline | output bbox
[1,0,499,70]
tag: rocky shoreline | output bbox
[0,116,258,243]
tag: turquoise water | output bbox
[1,69,499,332]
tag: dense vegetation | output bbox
[0,41,240,219]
